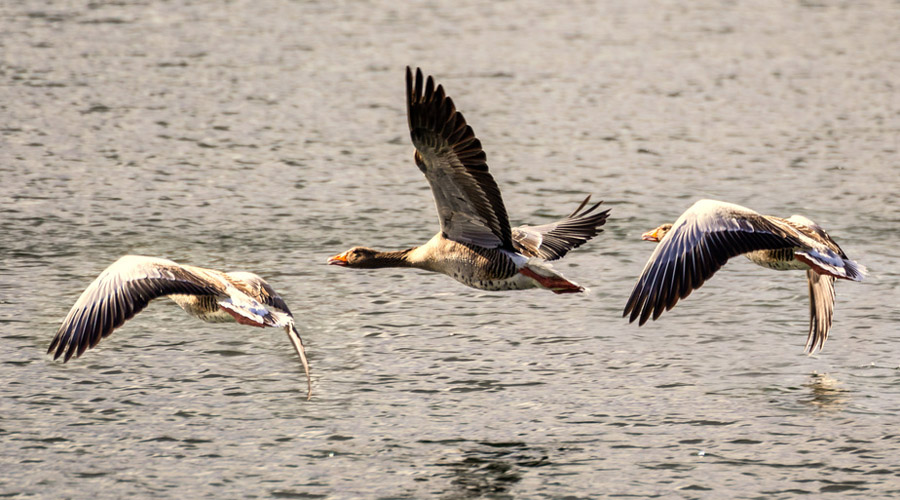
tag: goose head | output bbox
[641,224,673,242]
[327,247,380,268]
[328,247,413,269]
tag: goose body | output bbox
[328,67,610,293]
[48,255,311,398]
[407,234,522,289]
[624,200,865,353]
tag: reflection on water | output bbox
[434,441,548,500]
[802,372,849,411]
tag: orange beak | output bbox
[327,253,348,266]
[641,229,661,242]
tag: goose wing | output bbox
[286,324,312,400]
[406,66,512,249]
[225,271,311,397]
[805,270,836,354]
[226,272,292,315]
[512,196,610,261]
[49,255,223,362]
[623,200,805,325]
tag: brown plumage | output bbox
[624,200,865,353]
[328,67,609,294]
[49,255,311,399]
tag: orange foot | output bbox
[518,267,584,294]
[794,252,846,280]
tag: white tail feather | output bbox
[795,250,866,282]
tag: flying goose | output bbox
[48,255,311,398]
[328,67,609,293]
[623,199,865,352]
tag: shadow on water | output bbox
[431,441,549,500]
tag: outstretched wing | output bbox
[623,200,804,325]
[805,270,836,354]
[49,255,222,362]
[406,66,512,249]
[512,195,610,261]
[226,271,310,398]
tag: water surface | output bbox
[2,0,899,498]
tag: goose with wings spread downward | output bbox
[623,200,865,353]
[328,67,609,293]
[48,255,312,399]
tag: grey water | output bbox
[2,0,899,498]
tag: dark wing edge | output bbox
[805,270,835,354]
[231,273,292,316]
[406,66,513,249]
[623,214,804,326]
[511,195,610,261]
[49,264,220,363]
[257,284,291,315]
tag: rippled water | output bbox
[2,0,899,498]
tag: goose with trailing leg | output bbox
[624,199,865,353]
[328,67,610,294]
[49,255,312,399]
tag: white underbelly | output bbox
[453,272,538,291]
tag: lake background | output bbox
[2,0,899,498]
